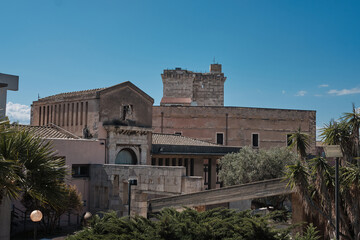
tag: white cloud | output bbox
[282,90,286,94]
[314,94,322,97]
[318,84,329,88]
[6,102,31,124]
[295,90,307,96]
[328,87,360,96]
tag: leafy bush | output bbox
[67,208,292,240]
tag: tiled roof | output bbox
[38,88,105,101]
[12,124,79,139]
[152,133,219,147]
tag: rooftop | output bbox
[13,124,80,139]
[37,87,105,102]
[152,133,219,147]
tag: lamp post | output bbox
[128,178,137,217]
[323,145,343,240]
[30,210,43,240]
[83,211,92,226]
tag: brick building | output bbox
[153,63,316,154]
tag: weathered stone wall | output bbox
[193,73,225,106]
[161,65,226,106]
[153,106,317,154]
[162,69,194,99]
[104,126,152,165]
[99,84,153,128]
[89,164,203,217]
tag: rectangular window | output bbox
[287,134,293,147]
[216,133,224,145]
[80,102,83,125]
[190,158,194,176]
[50,105,53,123]
[85,102,88,126]
[203,159,209,189]
[72,164,90,177]
[165,158,170,166]
[151,158,156,166]
[252,133,259,147]
[38,106,42,125]
[54,105,57,125]
[76,102,79,125]
[47,105,49,124]
[184,158,188,176]
[158,158,163,166]
[172,158,176,166]
[67,103,70,126]
[71,103,74,126]
[178,158,183,166]
[62,104,66,126]
[174,132,182,136]
[43,106,46,125]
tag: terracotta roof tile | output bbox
[38,88,105,101]
[13,124,79,139]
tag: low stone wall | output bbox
[89,164,203,217]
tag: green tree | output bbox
[219,147,297,186]
[219,147,297,211]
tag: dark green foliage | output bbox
[67,208,291,240]
[294,224,320,240]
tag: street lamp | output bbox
[30,210,43,240]
[128,178,137,217]
[323,145,343,240]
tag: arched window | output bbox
[115,149,137,165]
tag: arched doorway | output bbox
[115,148,137,165]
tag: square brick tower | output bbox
[160,63,226,106]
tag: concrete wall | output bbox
[153,106,316,154]
[89,164,203,217]
[50,138,105,165]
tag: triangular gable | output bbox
[99,81,154,104]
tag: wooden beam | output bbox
[148,178,293,213]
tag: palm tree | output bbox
[341,103,360,159]
[0,120,67,209]
[0,119,20,204]
[288,127,310,161]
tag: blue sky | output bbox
[1,0,360,138]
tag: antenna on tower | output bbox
[213,57,216,64]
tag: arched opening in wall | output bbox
[115,148,137,165]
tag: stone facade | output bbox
[89,164,203,217]
[31,82,154,165]
[161,64,226,106]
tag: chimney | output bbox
[210,64,222,73]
